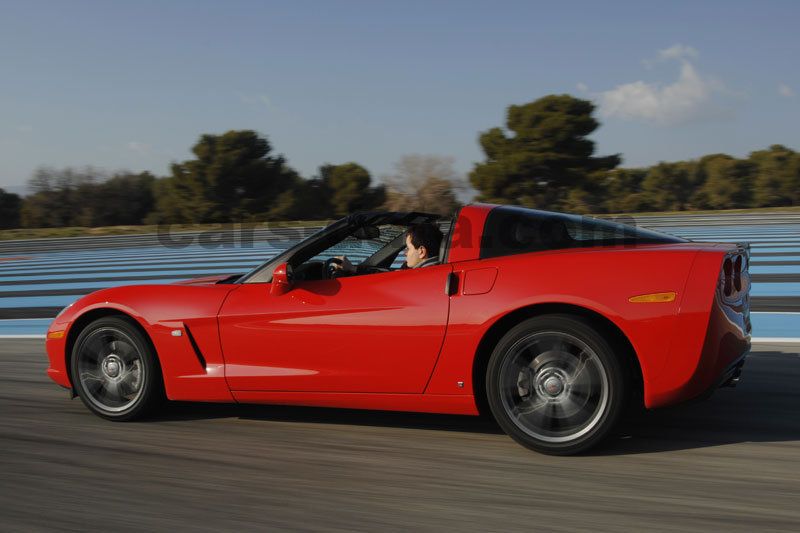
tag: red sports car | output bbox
[45,204,751,454]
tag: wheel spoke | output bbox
[116,378,132,398]
[103,379,120,400]
[119,368,140,395]
[83,336,107,362]
[519,400,550,428]
[514,398,548,416]
[567,353,591,387]
[80,370,104,383]
[543,403,557,429]
[80,372,106,394]
[552,395,583,420]
[116,341,137,362]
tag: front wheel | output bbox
[486,315,627,455]
[70,316,164,421]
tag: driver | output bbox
[332,222,443,275]
[402,222,443,268]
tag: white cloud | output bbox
[643,44,698,69]
[779,83,795,98]
[658,44,698,61]
[599,45,725,125]
[576,82,589,93]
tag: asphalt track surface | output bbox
[2,339,799,532]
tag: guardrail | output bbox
[1,211,799,255]
[0,227,323,255]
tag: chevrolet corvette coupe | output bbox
[45,204,751,454]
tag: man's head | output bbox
[404,223,443,268]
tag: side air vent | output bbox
[182,323,207,370]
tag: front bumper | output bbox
[45,323,72,389]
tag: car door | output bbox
[218,263,453,393]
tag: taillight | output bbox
[722,257,733,297]
[733,255,742,292]
[720,250,749,302]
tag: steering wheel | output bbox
[324,257,343,279]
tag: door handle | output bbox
[445,272,459,296]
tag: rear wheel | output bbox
[70,316,163,421]
[486,315,626,455]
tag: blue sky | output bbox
[1,0,798,194]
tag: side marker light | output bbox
[628,292,676,303]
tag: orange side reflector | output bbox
[47,330,65,339]
[628,292,676,303]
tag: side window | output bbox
[480,208,574,259]
[387,220,451,269]
[480,206,684,259]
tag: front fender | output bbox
[46,284,239,402]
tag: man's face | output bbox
[403,234,426,268]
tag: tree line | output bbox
[468,95,800,214]
[1,94,798,230]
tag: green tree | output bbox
[322,162,386,217]
[700,155,755,209]
[74,172,156,226]
[641,162,693,211]
[469,94,620,212]
[152,130,299,223]
[21,168,156,228]
[21,167,99,228]
[750,145,800,207]
[0,188,22,229]
[601,168,652,213]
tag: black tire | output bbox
[70,316,164,421]
[486,314,627,455]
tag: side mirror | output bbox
[270,262,293,296]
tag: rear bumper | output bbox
[648,290,751,408]
[681,323,750,402]
[717,353,747,389]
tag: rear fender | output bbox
[425,248,698,402]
